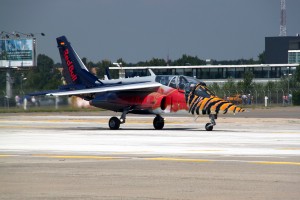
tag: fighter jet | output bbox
[30,36,244,131]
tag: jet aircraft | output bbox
[30,36,244,131]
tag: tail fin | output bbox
[105,67,111,80]
[57,36,102,87]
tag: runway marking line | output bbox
[0,155,17,158]
[32,155,123,160]
[277,148,300,150]
[0,125,59,129]
[145,157,212,163]
[272,132,300,134]
[188,150,224,152]
[251,161,300,166]
[1,154,300,166]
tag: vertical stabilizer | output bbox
[56,36,102,87]
[105,67,112,80]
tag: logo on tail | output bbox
[63,49,78,82]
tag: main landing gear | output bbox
[108,110,165,130]
[108,117,121,130]
[108,109,128,130]
[205,114,217,131]
[153,115,164,130]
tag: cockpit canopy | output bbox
[192,84,215,98]
[155,75,214,98]
[155,75,200,90]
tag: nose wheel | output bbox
[205,114,217,131]
[205,123,213,131]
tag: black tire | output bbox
[205,123,213,131]
[153,116,164,130]
[109,117,120,130]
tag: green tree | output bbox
[294,65,300,84]
[172,54,205,66]
[95,59,111,79]
[81,57,96,72]
[116,58,127,67]
[24,54,62,92]
[242,71,254,93]
[223,78,236,96]
[258,51,265,64]
[208,82,221,97]
[148,58,167,66]
[236,81,244,93]
[81,57,88,65]
[251,82,264,103]
[0,72,5,92]
[292,66,300,105]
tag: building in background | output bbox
[265,36,300,64]
[109,36,300,84]
[110,63,298,84]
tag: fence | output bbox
[0,90,68,110]
[212,89,296,106]
[0,89,296,110]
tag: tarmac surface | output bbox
[0,106,300,200]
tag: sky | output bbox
[1,0,300,64]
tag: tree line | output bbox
[0,52,299,104]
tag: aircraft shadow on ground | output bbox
[54,127,195,131]
[53,126,248,132]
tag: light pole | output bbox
[284,73,292,93]
[20,73,27,95]
[288,74,292,95]
[284,73,292,104]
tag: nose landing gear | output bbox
[205,114,217,131]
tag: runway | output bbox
[0,110,300,199]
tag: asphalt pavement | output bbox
[0,107,300,200]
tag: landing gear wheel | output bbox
[109,117,121,130]
[153,115,164,130]
[205,123,213,131]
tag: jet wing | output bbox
[46,82,162,96]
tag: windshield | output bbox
[155,75,200,90]
[193,84,215,98]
